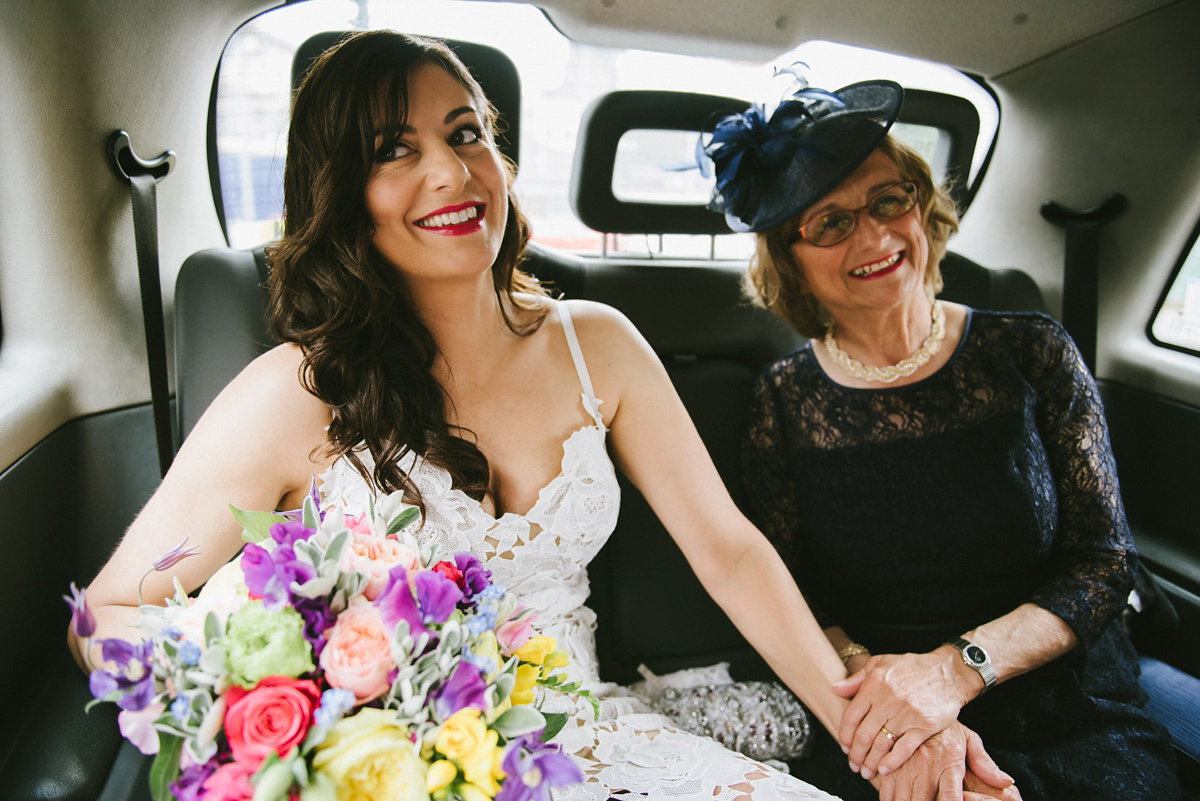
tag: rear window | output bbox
[1150,218,1200,356]
[214,0,997,259]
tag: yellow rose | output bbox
[425,760,457,794]
[511,664,540,705]
[312,708,428,801]
[435,708,487,762]
[457,784,492,801]
[513,635,556,666]
[459,727,502,795]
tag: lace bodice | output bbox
[321,401,619,677]
[742,310,1135,649]
[321,304,620,683]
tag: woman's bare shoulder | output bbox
[558,298,643,343]
[181,343,331,472]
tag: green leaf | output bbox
[149,733,184,801]
[302,496,319,529]
[540,712,568,742]
[491,705,546,738]
[229,505,287,544]
[386,506,420,536]
[204,611,221,645]
[492,672,515,704]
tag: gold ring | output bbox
[880,726,896,742]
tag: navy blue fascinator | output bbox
[703,78,904,233]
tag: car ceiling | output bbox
[517,0,1175,76]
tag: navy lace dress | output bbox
[742,310,1179,800]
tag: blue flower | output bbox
[171,695,191,722]
[313,688,356,727]
[178,641,201,667]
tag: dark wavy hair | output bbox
[745,135,959,338]
[266,30,548,507]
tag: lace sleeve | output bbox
[741,364,834,628]
[1025,318,1136,646]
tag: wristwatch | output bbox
[948,637,996,692]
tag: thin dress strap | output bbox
[558,301,605,427]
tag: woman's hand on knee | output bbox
[833,648,980,778]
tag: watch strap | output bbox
[949,637,996,692]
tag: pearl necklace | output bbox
[824,300,946,384]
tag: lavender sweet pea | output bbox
[495,731,583,801]
[170,757,220,801]
[375,567,428,639]
[241,538,316,611]
[375,566,464,642]
[415,571,463,625]
[89,639,156,711]
[431,660,488,719]
[62,582,96,638]
[152,536,202,572]
[292,596,337,657]
[454,552,492,599]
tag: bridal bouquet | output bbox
[68,486,593,801]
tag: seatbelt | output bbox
[1040,193,1127,374]
[107,130,177,477]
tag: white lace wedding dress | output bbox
[320,302,838,800]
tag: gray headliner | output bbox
[526,0,1176,76]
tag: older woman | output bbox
[706,79,1182,800]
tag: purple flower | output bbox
[170,757,220,801]
[431,661,488,719]
[268,520,316,547]
[454,552,492,597]
[374,568,429,639]
[240,541,315,611]
[152,536,201,572]
[496,734,583,801]
[62,582,96,638]
[293,596,337,657]
[89,639,156,711]
[415,571,463,625]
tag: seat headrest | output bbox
[570,90,749,236]
[292,32,522,167]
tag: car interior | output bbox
[2,1,1198,799]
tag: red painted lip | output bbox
[414,202,486,236]
[851,250,904,280]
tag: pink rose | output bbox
[319,602,395,703]
[340,531,420,600]
[223,676,320,769]
[496,604,537,655]
[200,760,254,801]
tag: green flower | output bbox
[225,600,314,687]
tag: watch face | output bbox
[965,645,987,665]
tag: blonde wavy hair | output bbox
[744,135,960,338]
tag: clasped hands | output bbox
[832,648,1022,801]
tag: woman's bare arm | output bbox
[69,344,332,670]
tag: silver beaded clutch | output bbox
[649,680,812,762]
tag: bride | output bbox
[71,30,1011,800]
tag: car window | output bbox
[214,0,997,259]
[1150,218,1200,356]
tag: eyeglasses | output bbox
[791,181,919,247]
